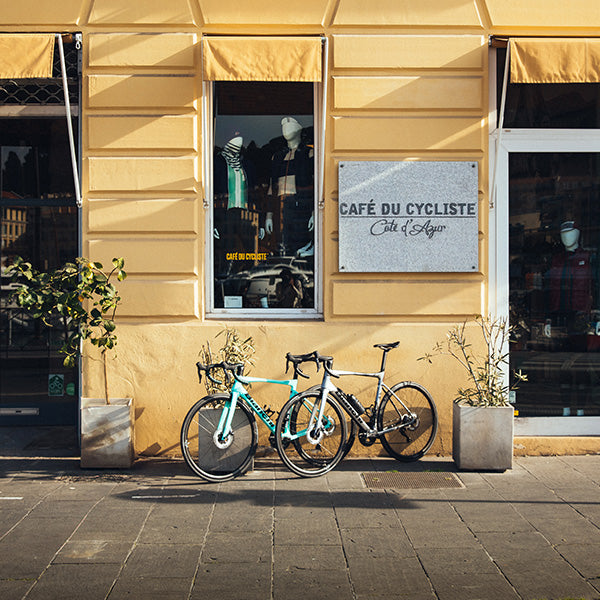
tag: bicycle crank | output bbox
[358,431,377,446]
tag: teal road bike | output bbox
[180,354,347,482]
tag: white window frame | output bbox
[203,81,323,319]
[489,48,600,435]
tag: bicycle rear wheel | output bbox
[180,394,257,482]
[377,382,437,461]
[275,391,347,477]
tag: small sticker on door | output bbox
[48,374,64,397]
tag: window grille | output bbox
[0,38,78,106]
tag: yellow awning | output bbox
[0,34,55,79]
[203,36,322,82]
[510,38,600,83]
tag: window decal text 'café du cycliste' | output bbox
[338,161,479,273]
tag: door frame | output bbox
[491,128,600,435]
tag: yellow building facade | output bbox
[1,0,600,457]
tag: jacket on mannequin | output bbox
[548,246,592,313]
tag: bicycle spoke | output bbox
[274,391,347,477]
[378,383,437,461]
[180,394,257,482]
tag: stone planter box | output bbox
[452,403,514,471]
[81,398,134,468]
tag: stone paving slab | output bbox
[0,454,599,599]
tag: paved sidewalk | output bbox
[0,453,599,600]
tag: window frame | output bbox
[203,80,323,319]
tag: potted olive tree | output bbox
[9,256,132,468]
[421,315,526,471]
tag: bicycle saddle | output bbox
[374,342,400,351]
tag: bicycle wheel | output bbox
[377,382,438,461]
[180,394,257,482]
[275,391,347,477]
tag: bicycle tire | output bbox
[180,394,257,482]
[305,385,358,459]
[275,390,348,477]
[377,382,438,461]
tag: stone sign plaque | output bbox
[338,161,479,272]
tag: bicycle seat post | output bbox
[379,348,390,372]
[374,342,399,372]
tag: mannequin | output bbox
[216,136,247,210]
[265,117,314,256]
[213,135,264,240]
[213,134,263,307]
[548,221,592,314]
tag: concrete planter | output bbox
[81,398,134,468]
[452,403,514,471]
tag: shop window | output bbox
[208,81,317,314]
[497,47,600,128]
[494,40,600,425]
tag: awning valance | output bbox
[510,38,600,83]
[202,36,322,82]
[0,34,55,79]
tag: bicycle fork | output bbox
[213,386,243,450]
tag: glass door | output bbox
[495,132,600,434]
[0,119,79,426]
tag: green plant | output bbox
[419,315,526,407]
[199,327,256,394]
[9,256,127,404]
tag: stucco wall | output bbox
[2,0,599,456]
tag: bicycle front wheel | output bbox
[180,394,257,482]
[377,382,437,461]
[305,385,358,459]
[275,391,347,477]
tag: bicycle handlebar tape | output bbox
[206,367,222,386]
[285,351,320,378]
[323,360,339,378]
[196,362,206,384]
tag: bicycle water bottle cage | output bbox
[374,342,399,351]
[345,392,366,415]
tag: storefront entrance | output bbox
[0,119,79,426]
[0,36,80,435]
[495,133,600,435]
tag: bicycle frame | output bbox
[216,374,334,447]
[215,374,299,441]
[319,365,415,437]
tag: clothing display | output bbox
[213,138,259,297]
[213,140,256,209]
[269,141,313,255]
[548,246,593,313]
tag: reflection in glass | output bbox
[498,48,600,129]
[0,118,79,424]
[212,82,315,310]
[509,152,600,417]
